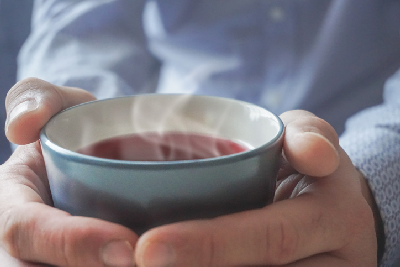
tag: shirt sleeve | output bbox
[17,0,160,99]
[340,69,400,267]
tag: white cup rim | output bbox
[40,94,284,168]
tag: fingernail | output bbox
[300,131,337,151]
[5,100,38,133]
[101,240,135,267]
[141,242,175,267]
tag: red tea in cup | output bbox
[77,132,250,161]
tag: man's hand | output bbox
[1,77,380,266]
[2,78,138,266]
[132,113,379,266]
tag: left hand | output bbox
[134,110,379,267]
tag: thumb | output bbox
[0,203,138,267]
[5,77,96,145]
[280,110,340,177]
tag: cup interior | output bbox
[43,94,283,158]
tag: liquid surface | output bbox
[77,132,250,161]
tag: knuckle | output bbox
[35,213,72,266]
[0,163,48,205]
[6,77,43,105]
[6,77,61,112]
[203,232,217,267]
[0,204,74,266]
[46,218,82,267]
[55,219,103,267]
[265,217,299,265]
[58,228,72,266]
[0,207,24,259]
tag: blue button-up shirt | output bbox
[18,0,400,265]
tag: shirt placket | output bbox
[260,0,297,114]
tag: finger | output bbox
[279,110,340,177]
[281,248,375,267]
[135,200,339,267]
[0,202,138,267]
[282,253,351,267]
[5,77,96,145]
[134,154,374,267]
[0,143,137,266]
[274,173,305,201]
[134,197,369,266]
[1,142,53,206]
[0,246,44,267]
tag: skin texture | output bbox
[0,78,381,267]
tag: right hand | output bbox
[1,78,138,266]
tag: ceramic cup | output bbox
[40,94,284,234]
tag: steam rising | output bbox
[45,63,280,161]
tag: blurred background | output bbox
[1,2,400,265]
[0,0,33,163]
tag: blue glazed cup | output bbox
[40,94,284,234]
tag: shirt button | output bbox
[269,6,285,22]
